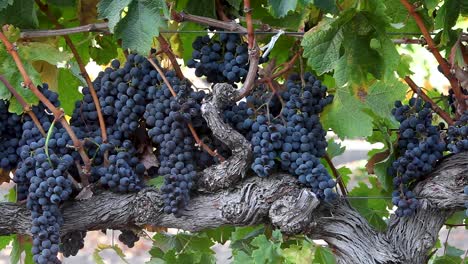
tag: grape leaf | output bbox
[434,0,461,46]
[0,235,13,251]
[283,240,314,264]
[311,0,338,14]
[0,46,40,114]
[114,0,168,54]
[301,13,349,75]
[89,35,119,65]
[366,78,407,121]
[313,246,336,264]
[185,0,216,18]
[179,22,205,62]
[252,0,308,31]
[349,178,389,231]
[250,230,283,264]
[326,139,345,159]
[58,68,83,115]
[445,245,464,257]
[202,226,235,244]
[10,235,33,264]
[433,255,463,264]
[0,0,13,10]
[97,0,132,32]
[0,0,38,28]
[46,0,76,7]
[268,0,298,18]
[322,85,373,139]
[19,42,73,65]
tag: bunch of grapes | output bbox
[390,98,446,216]
[0,99,22,170]
[60,231,86,257]
[446,111,467,153]
[118,230,140,248]
[222,73,336,202]
[144,73,201,216]
[187,33,268,84]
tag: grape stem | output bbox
[400,0,466,114]
[259,52,300,83]
[156,35,184,80]
[146,57,226,162]
[0,30,91,185]
[324,154,348,196]
[34,0,109,148]
[0,74,46,136]
[404,76,454,125]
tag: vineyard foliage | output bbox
[0,0,467,263]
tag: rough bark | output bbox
[0,152,466,264]
[198,83,252,192]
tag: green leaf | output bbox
[349,179,389,231]
[326,139,345,159]
[434,0,461,46]
[57,68,83,115]
[93,244,129,264]
[185,0,216,18]
[19,42,73,65]
[202,226,235,244]
[10,235,32,264]
[433,255,463,264]
[313,246,336,264]
[227,0,242,9]
[233,250,254,264]
[180,22,205,62]
[250,230,283,264]
[0,0,13,10]
[366,78,407,121]
[0,0,38,28]
[283,240,314,264]
[97,0,132,32]
[322,86,373,139]
[0,235,13,251]
[445,211,466,225]
[147,177,164,188]
[114,0,168,54]
[302,16,347,75]
[312,0,337,14]
[445,245,464,257]
[268,0,298,18]
[89,35,119,65]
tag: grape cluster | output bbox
[0,100,23,170]
[448,88,468,114]
[60,231,86,257]
[223,73,336,202]
[118,230,140,248]
[446,111,467,153]
[144,73,201,216]
[389,98,446,216]
[187,33,267,84]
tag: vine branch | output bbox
[0,30,91,183]
[404,76,454,125]
[400,0,466,113]
[0,74,46,136]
